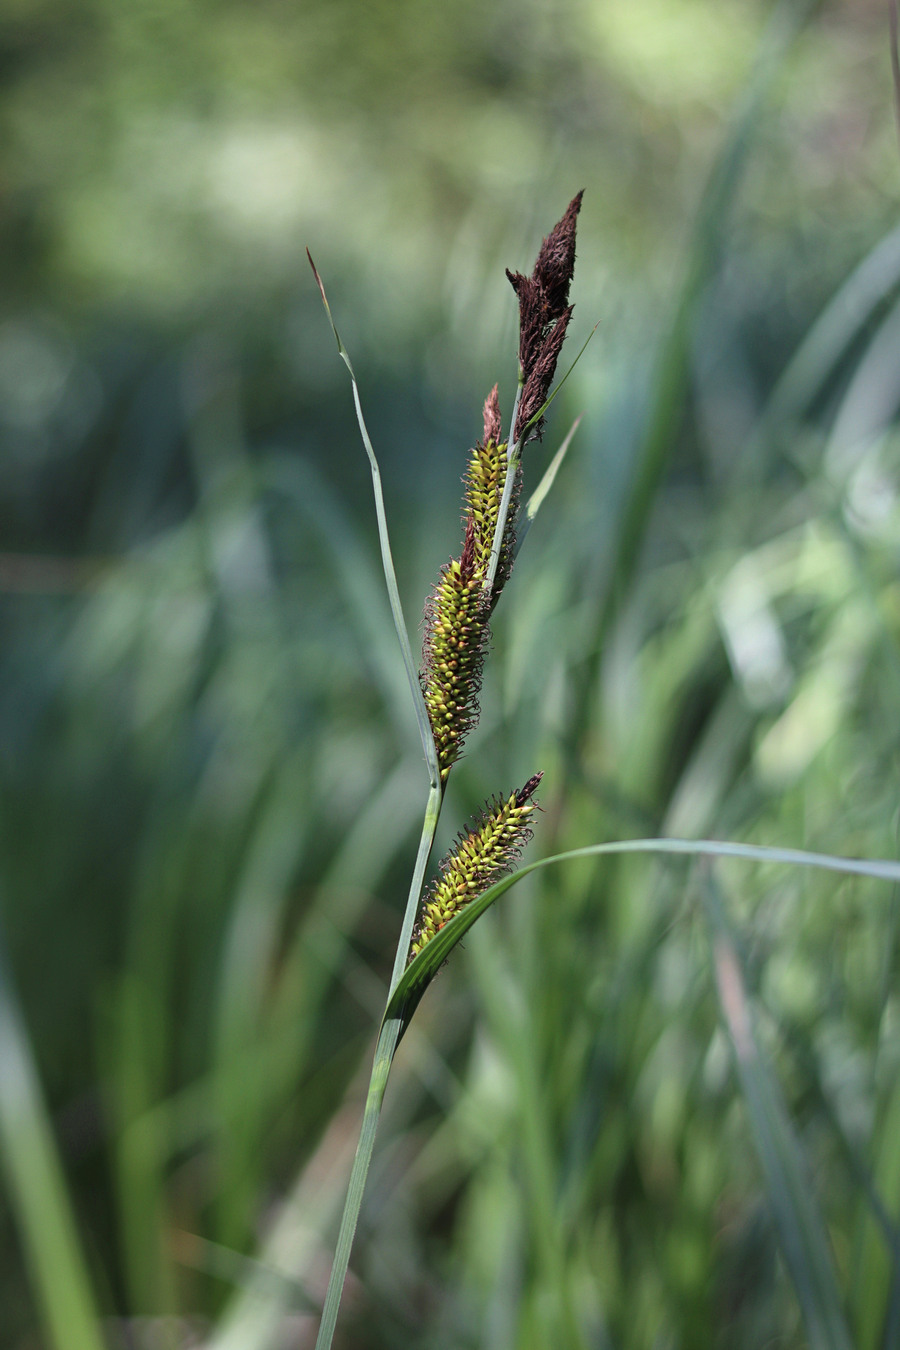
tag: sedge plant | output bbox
[308,195,900,1350]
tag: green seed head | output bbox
[409,773,543,960]
[421,522,490,780]
[420,387,520,777]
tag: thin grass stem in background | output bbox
[0,922,105,1350]
[705,880,854,1350]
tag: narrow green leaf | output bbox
[0,931,105,1350]
[519,324,598,438]
[583,0,818,676]
[750,222,900,452]
[852,1069,900,1350]
[514,415,582,560]
[385,836,900,1032]
[307,252,441,792]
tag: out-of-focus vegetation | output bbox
[2,0,900,1346]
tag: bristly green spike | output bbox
[410,774,542,959]
[420,540,490,782]
[419,386,521,780]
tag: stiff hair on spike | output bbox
[409,773,543,960]
[420,197,582,775]
[506,191,583,443]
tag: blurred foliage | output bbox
[2,0,900,1347]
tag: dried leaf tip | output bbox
[506,191,584,443]
[409,773,544,961]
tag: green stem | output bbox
[313,1015,402,1350]
[483,436,522,597]
[313,783,444,1350]
[483,371,525,598]
[389,783,443,996]
[308,256,454,1350]
[0,924,105,1350]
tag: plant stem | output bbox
[483,373,524,598]
[0,924,105,1350]
[313,1015,402,1350]
[308,256,452,1350]
[483,434,522,598]
[389,783,443,996]
[313,782,443,1350]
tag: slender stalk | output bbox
[312,783,443,1350]
[313,1015,402,1350]
[308,256,451,1350]
[483,434,523,597]
[0,926,105,1350]
[482,373,524,598]
[389,783,443,996]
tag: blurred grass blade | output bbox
[266,455,417,747]
[705,883,853,1350]
[385,836,900,1030]
[0,927,104,1350]
[588,0,817,662]
[207,1103,360,1350]
[307,251,440,789]
[852,1068,900,1350]
[753,222,900,448]
[514,415,582,560]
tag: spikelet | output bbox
[421,193,582,778]
[421,387,517,779]
[463,385,521,603]
[506,191,583,443]
[421,520,490,780]
[409,773,542,960]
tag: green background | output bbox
[2,0,900,1346]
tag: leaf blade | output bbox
[386,836,900,1030]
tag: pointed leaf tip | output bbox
[306,249,326,302]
